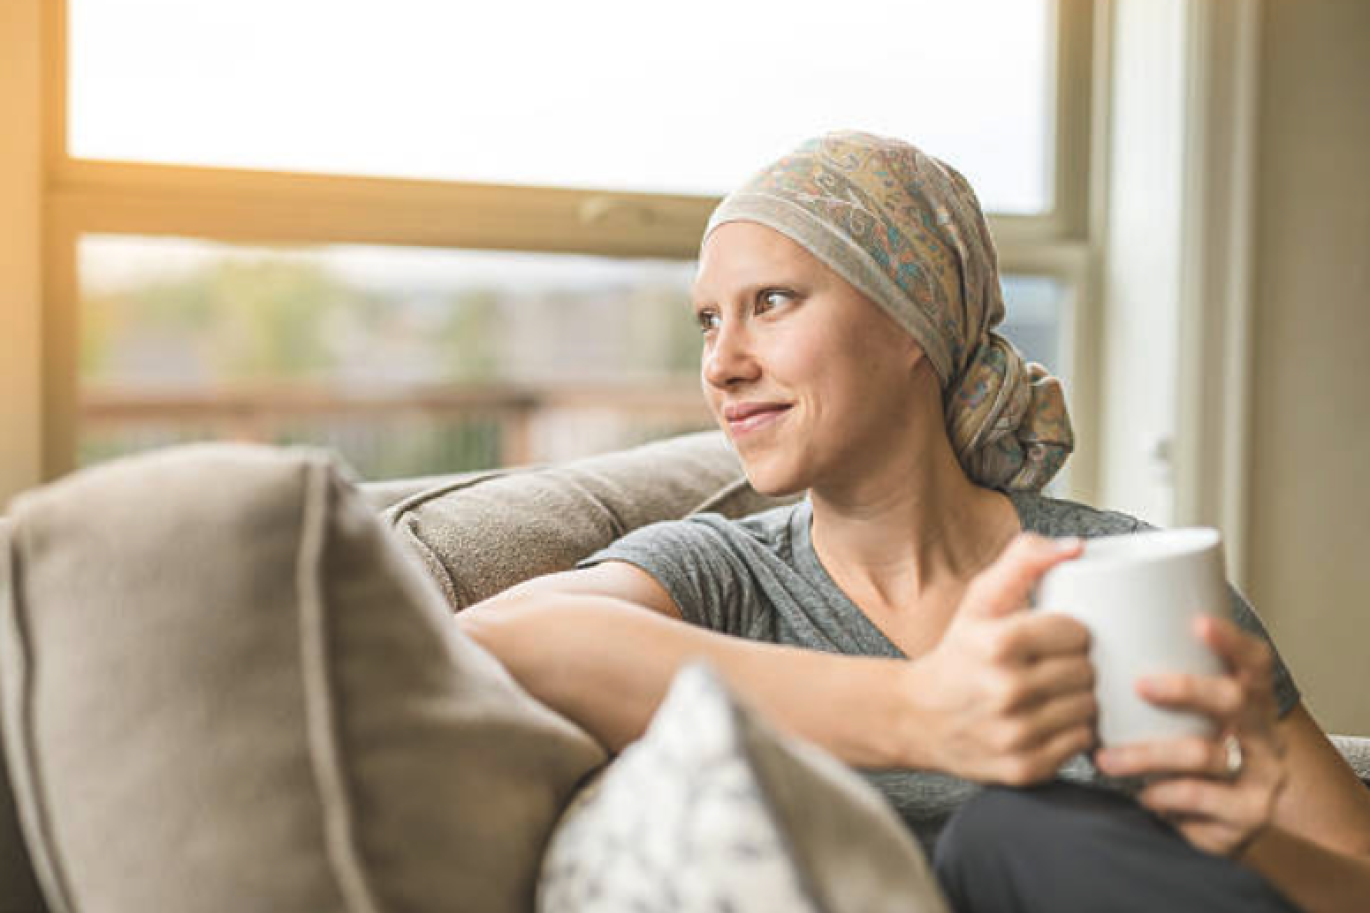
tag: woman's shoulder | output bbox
[1006,488,1157,539]
[584,502,803,577]
[602,501,802,556]
[685,501,805,553]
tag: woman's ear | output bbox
[905,343,943,403]
[904,337,928,374]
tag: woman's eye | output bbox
[696,310,721,333]
[757,289,794,312]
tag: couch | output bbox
[1,431,1366,913]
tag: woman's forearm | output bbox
[1242,824,1370,913]
[456,592,919,768]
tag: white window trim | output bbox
[1092,0,1264,586]
[1173,0,1264,585]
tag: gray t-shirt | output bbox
[581,489,1301,856]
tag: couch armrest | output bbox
[1330,735,1370,789]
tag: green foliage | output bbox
[211,259,349,379]
[437,287,503,382]
[78,249,707,478]
[83,255,360,383]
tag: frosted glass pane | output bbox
[69,0,1053,213]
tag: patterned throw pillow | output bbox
[538,662,950,913]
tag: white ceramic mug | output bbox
[1035,528,1231,747]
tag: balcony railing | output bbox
[79,382,715,479]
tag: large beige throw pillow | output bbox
[0,519,48,913]
[0,445,606,913]
[383,431,792,611]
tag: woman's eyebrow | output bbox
[691,281,787,310]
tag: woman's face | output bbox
[692,221,933,496]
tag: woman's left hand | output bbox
[1092,614,1289,857]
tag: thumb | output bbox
[964,533,1084,619]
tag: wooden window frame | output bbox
[40,0,1102,498]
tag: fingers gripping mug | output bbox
[1036,528,1231,747]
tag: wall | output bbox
[0,0,44,508]
[1248,0,1370,734]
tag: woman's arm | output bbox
[458,534,1099,785]
[1238,706,1370,912]
[460,580,921,767]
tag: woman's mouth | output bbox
[723,402,792,437]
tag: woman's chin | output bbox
[739,461,809,500]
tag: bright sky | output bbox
[69,0,1052,212]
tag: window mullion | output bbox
[52,160,713,259]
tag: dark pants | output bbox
[933,781,1303,913]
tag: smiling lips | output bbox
[722,402,791,436]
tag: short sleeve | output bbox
[1226,583,1301,718]
[577,517,764,638]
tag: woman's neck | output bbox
[807,432,1021,617]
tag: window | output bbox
[47,0,1097,491]
[78,236,706,476]
[77,235,1073,481]
[70,0,1057,211]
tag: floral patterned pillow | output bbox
[537,662,950,913]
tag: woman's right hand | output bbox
[902,533,1098,785]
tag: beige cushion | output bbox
[0,444,606,913]
[358,469,493,513]
[382,431,792,611]
[0,518,48,913]
[538,662,950,913]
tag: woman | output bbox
[458,131,1370,912]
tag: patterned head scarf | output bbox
[703,130,1073,492]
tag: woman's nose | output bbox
[702,322,761,389]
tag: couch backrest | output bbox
[377,431,794,611]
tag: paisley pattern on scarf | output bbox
[705,130,1073,492]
